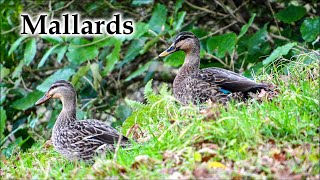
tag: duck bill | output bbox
[159,43,176,57]
[35,93,52,105]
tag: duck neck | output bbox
[174,46,200,86]
[53,94,77,132]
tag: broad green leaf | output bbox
[262,42,296,65]
[56,45,67,63]
[90,63,102,91]
[0,65,10,81]
[175,0,184,14]
[12,61,24,78]
[115,103,132,122]
[71,64,90,85]
[36,68,75,92]
[24,38,37,65]
[243,62,263,78]
[104,38,122,74]
[120,38,146,66]
[132,0,153,5]
[41,36,63,44]
[275,5,306,23]
[66,38,99,64]
[92,36,112,48]
[163,51,185,67]
[140,36,160,54]
[148,3,167,33]
[300,17,320,42]
[174,11,186,31]
[0,91,5,105]
[0,107,6,135]
[125,61,152,82]
[133,22,149,39]
[8,36,28,56]
[246,24,268,55]
[238,14,256,39]
[38,44,60,68]
[207,33,237,58]
[11,91,43,110]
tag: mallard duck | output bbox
[35,80,130,162]
[159,32,269,105]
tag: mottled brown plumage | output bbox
[35,80,130,162]
[159,32,269,105]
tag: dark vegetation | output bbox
[0,0,319,178]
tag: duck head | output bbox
[35,80,76,106]
[159,32,200,57]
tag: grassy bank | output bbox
[1,52,319,179]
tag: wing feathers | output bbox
[194,68,266,92]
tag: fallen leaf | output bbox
[126,123,145,140]
[208,161,226,169]
[258,89,267,98]
[193,166,210,178]
[92,159,126,176]
[200,101,221,121]
[198,147,217,162]
[272,150,286,163]
[163,150,181,165]
[168,171,190,179]
[194,152,202,162]
[44,139,53,149]
[274,167,302,180]
[160,168,176,175]
[202,143,219,150]
[131,155,159,169]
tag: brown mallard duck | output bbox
[35,80,130,162]
[159,32,270,105]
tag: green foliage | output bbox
[66,38,99,64]
[262,42,296,65]
[125,61,152,82]
[163,51,185,67]
[23,38,37,66]
[132,0,153,6]
[38,44,60,68]
[104,38,122,75]
[300,17,320,42]
[238,14,256,39]
[207,33,237,58]
[0,107,6,136]
[148,3,168,33]
[123,80,177,133]
[11,91,43,111]
[275,5,306,24]
[36,68,75,92]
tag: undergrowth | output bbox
[1,52,319,179]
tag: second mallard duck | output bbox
[159,32,269,105]
[35,80,130,162]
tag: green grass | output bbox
[1,52,319,179]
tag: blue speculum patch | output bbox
[219,88,231,94]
